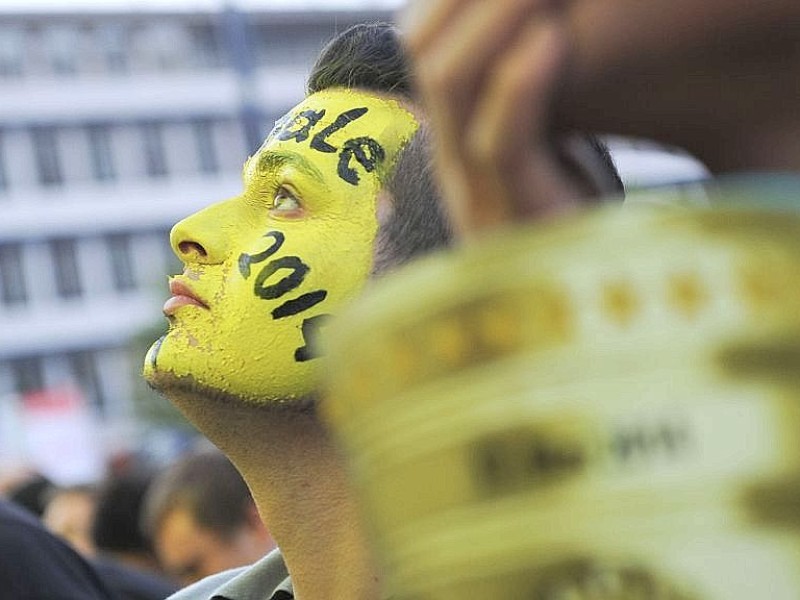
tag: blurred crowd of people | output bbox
[0,445,274,599]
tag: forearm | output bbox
[556,0,800,171]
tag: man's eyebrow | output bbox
[246,150,326,184]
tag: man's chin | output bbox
[145,369,318,415]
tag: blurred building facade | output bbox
[0,5,391,461]
[0,5,707,473]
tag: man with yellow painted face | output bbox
[145,24,451,600]
[146,90,423,405]
[145,23,623,600]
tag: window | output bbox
[149,23,190,70]
[0,130,7,192]
[9,357,43,394]
[31,127,63,186]
[68,351,104,412]
[142,122,167,178]
[129,21,190,72]
[252,25,326,70]
[44,25,78,76]
[87,124,116,181]
[193,119,218,174]
[188,23,222,69]
[96,23,128,74]
[0,26,24,78]
[0,244,27,306]
[107,234,136,291]
[50,239,82,299]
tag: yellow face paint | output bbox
[143,89,419,403]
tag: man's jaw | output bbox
[146,369,319,416]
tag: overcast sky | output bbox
[1,0,405,11]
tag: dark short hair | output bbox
[308,22,414,99]
[309,23,452,273]
[6,473,53,518]
[142,449,254,541]
[92,468,155,553]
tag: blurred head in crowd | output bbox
[142,449,274,586]
[92,467,164,575]
[42,484,98,558]
[3,471,53,518]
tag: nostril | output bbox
[178,241,208,257]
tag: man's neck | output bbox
[166,390,383,600]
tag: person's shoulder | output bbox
[93,556,178,600]
[0,497,42,528]
[0,499,114,599]
[167,549,288,600]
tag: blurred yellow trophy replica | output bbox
[322,192,800,599]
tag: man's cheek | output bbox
[235,230,332,364]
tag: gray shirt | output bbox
[167,549,292,600]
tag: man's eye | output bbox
[272,186,301,212]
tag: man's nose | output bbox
[169,202,232,265]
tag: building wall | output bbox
[0,7,391,452]
[0,7,707,465]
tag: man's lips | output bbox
[163,280,210,316]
